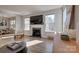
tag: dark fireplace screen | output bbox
[32,28,41,37]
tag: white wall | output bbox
[75,6,79,45]
[15,15,24,34]
[23,8,63,38]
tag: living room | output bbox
[0,5,78,53]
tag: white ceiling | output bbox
[0,5,62,16]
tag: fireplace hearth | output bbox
[32,28,41,37]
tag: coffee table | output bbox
[0,41,27,53]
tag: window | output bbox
[63,8,67,32]
[10,20,15,29]
[45,14,55,32]
[24,18,30,30]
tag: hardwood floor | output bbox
[0,34,79,53]
[24,37,53,53]
[24,34,79,53]
[0,36,53,53]
[53,33,79,53]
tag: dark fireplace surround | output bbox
[32,28,41,37]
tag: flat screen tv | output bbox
[30,15,43,24]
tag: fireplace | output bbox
[32,28,41,37]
